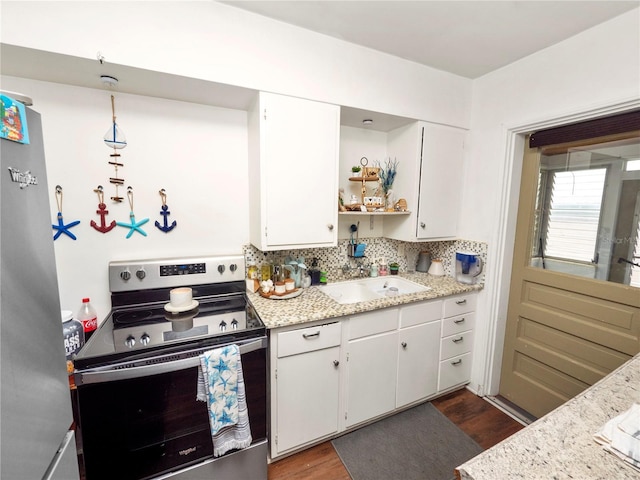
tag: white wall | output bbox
[0,1,472,128]
[1,75,249,321]
[462,8,640,395]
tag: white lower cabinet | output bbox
[269,293,477,460]
[272,322,341,456]
[438,294,477,392]
[345,308,399,428]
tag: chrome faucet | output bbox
[342,261,369,277]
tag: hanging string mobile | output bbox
[103,94,127,202]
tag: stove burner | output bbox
[112,310,153,326]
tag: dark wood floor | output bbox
[267,388,525,480]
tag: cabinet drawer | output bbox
[278,322,341,358]
[438,352,472,391]
[442,312,475,337]
[349,308,398,340]
[443,294,477,318]
[440,330,474,360]
[399,300,442,329]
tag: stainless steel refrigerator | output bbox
[1,98,80,480]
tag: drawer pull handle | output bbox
[451,359,463,366]
[302,331,320,339]
[401,342,407,349]
[455,299,467,305]
[454,318,465,324]
[452,337,464,343]
[333,360,340,367]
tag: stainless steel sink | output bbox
[319,277,431,304]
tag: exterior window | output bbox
[530,137,640,287]
[543,168,606,263]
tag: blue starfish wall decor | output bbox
[51,186,80,241]
[53,212,80,240]
[117,212,149,238]
[116,187,149,238]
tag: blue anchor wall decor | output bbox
[116,186,149,238]
[155,189,177,233]
[52,185,80,240]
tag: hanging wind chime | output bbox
[52,185,80,240]
[155,189,177,233]
[90,185,116,233]
[103,94,127,202]
[116,186,149,238]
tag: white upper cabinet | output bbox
[384,121,466,241]
[248,92,340,250]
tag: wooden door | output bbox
[499,138,640,418]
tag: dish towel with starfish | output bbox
[197,344,252,457]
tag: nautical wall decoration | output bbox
[103,95,127,202]
[116,186,149,238]
[90,185,116,233]
[155,189,177,233]
[52,185,80,240]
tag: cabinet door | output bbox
[261,93,339,248]
[345,332,398,427]
[275,346,340,454]
[416,123,466,239]
[397,321,440,408]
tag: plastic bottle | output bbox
[309,258,321,285]
[247,262,258,280]
[76,297,98,342]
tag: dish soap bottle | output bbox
[76,297,98,342]
[309,258,321,285]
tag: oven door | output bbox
[75,337,267,480]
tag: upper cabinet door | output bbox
[249,92,340,250]
[416,122,466,240]
[384,121,466,241]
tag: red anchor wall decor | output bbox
[155,189,177,233]
[90,185,116,233]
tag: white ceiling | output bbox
[220,1,639,79]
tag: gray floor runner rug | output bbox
[332,402,483,480]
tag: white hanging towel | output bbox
[198,344,252,457]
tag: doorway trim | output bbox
[478,95,640,397]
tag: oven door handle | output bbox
[76,337,266,385]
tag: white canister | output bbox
[428,259,445,276]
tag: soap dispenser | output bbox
[309,258,321,285]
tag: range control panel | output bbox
[160,262,206,276]
[109,255,245,292]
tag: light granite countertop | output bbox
[456,352,640,480]
[247,272,482,329]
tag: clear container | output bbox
[261,262,273,282]
[247,262,258,280]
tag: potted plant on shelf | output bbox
[389,262,400,275]
[376,158,399,211]
[351,165,362,177]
